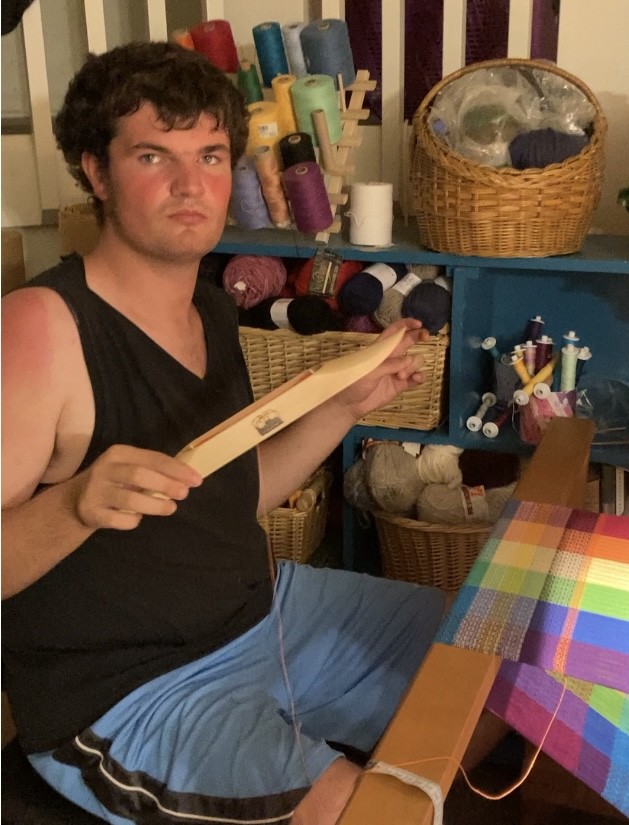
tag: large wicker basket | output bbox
[374,509,492,592]
[239,326,449,431]
[259,467,332,563]
[410,58,606,257]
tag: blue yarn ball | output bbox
[337,263,407,316]
[401,281,451,334]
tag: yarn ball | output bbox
[416,483,489,525]
[240,295,342,334]
[406,264,441,281]
[344,314,383,333]
[343,458,377,513]
[337,262,407,316]
[363,442,424,516]
[402,280,452,334]
[416,445,463,489]
[373,287,405,328]
[223,255,287,309]
[508,127,588,170]
[486,483,517,521]
[291,258,364,311]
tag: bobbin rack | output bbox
[214,222,629,568]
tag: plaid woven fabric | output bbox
[436,499,629,815]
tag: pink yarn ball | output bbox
[344,314,383,334]
[222,255,287,309]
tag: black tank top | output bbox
[2,255,273,752]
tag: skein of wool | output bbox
[486,483,517,521]
[374,271,423,328]
[401,276,452,334]
[222,255,287,309]
[337,262,407,317]
[416,483,490,525]
[239,295,342,334]
[363,442,424,516]
[415,445,463,489]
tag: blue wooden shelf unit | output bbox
[215,221,629,569]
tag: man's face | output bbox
[90,103,233,264]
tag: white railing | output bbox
[2,0,627,235]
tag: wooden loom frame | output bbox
[338,416,596,825]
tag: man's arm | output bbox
[256,319,428,514]
[1,288,202,599]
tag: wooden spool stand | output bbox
[313,69,377,244]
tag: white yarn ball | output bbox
[416,445,464,488]
[416,483,489,525]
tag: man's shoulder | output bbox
[28,253,85,290]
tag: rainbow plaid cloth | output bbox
[437,499,629,815]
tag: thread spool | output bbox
[523,340,536,376]
[482,336,500,360]
[222,254,286,309]
[374,271,422,327]
[482,405,513,438]
[230,155,271,230]
[253,146,291,228]
[271,74,298,136]
[279,132,317,169]
[252,21,289,87]
[299,19,356,90]
[346,182,394,247]
[560,342,579,392]
[294,470,329,512]
[466,392,497,432]
[189,20,239,73]
[510,353,530,385]
[290,75,342,146]
[534,334,553,372]
[246,101,281,155]
[513,352,561,406]
[237,59,263,104]
[337,262,406,316]
[575,346,592,383]
[563,329,580,347]
[282,22,308,77]
[524,314,545,343]
[282,162,333,233]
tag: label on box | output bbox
[459,485,489,521]
[309,249,343,297]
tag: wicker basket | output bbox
[259,467,332,563]
[239,326,449,431]
[374,509,492,592]
[410,58,607,257]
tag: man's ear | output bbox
[81,152,108,201]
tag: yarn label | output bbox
[309,249,343,297]
[459,485,489,521]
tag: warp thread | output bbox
[189,20,239,73]
[252,21,289,87]
[299,18,356,90]
[253,146,291,228]
[282,162,333,233]
[230,155,271,230]
[279,132,317,170]
[222,255,287,309]
[282,22,308,77]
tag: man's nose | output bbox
[171,161,204,197]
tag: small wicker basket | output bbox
[259,467,332,563]
[239,326,449,431]
[374,509,492,592]
[410,58,607,257]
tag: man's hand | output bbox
[68,445,203,530]
[336,318,429,421]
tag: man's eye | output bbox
[139,153,159,164]
[201,154,219,165]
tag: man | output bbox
[2,42,446,824]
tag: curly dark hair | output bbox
[55,41,249,219]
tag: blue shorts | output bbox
[29,562,445,824]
